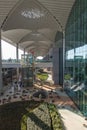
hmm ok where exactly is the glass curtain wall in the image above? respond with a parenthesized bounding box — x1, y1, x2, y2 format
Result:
(65, 0, 87, 116)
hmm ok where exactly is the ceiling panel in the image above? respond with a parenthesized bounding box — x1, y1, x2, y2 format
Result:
(0, 0, 75, 56)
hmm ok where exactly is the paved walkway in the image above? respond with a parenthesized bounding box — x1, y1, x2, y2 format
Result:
(47, 74, 52, 81)
(59, 109, 87, 130)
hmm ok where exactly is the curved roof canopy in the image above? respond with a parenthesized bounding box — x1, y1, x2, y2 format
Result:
(0, 0, 75, 56)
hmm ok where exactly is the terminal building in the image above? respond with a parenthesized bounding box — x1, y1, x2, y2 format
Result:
(0, 0, 87, 117)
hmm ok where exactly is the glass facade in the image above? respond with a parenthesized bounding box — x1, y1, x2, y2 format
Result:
(65, 0, 87, 116)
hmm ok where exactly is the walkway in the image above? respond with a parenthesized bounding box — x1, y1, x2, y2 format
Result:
(45, 72, 54, 85)
(47, 74, 52, 81)
(59, 109, 87, 130)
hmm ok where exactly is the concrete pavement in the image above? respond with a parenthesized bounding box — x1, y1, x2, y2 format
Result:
(59, 109, 87, 130)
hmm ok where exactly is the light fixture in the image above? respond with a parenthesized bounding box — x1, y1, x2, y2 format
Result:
(21, 9, 44, 19)
(31, 33, 40, 36)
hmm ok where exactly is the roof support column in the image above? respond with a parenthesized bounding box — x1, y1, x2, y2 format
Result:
(16, 43, 19, 62)
(63, 31, 65, 89)
(0, 30, 3, 93)
(24, 48, 25, 56)
(16, 43, 19, 80)
(24, 48, 25, 60)
(24, 48, 26, 64)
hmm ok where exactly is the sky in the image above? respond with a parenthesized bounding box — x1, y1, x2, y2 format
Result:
(67, 45, 87, 59)
(4, 39, 86, 60)
(1, 40, 23, 60)
(1, 40, 43, 60)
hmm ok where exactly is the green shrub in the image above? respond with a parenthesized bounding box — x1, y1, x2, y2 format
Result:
(64, 74, 71, 80)
(21, 103, 64, 130)
(37, 73, 48, 81)
(21, 103, 51, 130)
(48, 103, 64, 130)
(0, 101, 64, 130)
(0, 100, 42, 130)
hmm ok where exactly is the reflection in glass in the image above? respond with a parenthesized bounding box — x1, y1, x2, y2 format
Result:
(65, 0, 87, 116)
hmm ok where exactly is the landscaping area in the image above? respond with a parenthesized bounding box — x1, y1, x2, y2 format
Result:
(0, 100, 64, 130)
(36, 72, 48, 82)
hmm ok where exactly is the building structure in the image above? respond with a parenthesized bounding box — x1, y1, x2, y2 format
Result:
(0, 0, 87, 116)
(64, 0, 87, 116)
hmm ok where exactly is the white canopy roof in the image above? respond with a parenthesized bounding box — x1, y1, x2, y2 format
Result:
(0, 0, 75, 56)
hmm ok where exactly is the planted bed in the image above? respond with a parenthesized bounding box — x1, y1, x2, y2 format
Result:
(0, 100, 64, 130)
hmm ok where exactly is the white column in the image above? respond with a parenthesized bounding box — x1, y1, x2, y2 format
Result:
(24, 48, 25, 56)
(0, 31, 3, 92)
(63, 31, 65, 89)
